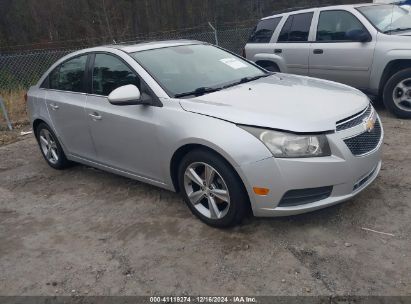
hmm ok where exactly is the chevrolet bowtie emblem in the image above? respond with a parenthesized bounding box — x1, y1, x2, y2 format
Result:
(364, 111, 376, 132)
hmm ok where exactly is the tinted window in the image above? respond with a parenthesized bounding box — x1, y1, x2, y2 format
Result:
(48, 68, 59, 90)
(49, 55, 88, 92)
(248, 17, 282, 43)
(278, 13, 313, 42)
(92, 54, 140, 96)
(278, 17, 293, 42)
(317, 10, 368, 41)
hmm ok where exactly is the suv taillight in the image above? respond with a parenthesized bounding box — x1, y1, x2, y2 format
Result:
(24, 93, 28, 102)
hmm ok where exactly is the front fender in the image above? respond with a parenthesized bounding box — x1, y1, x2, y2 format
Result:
(370, 48, 411, 93)
(157, 102, 273, 191)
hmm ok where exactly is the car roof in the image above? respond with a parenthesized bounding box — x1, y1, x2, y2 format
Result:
(261, 3, 387, 20)
(104, 40, 204, 53)
(45, 40, 207, 72)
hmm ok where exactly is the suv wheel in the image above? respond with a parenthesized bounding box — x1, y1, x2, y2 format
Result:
(257, 61, 279, 72)
(35, 123, 71, 169)
(178, 149, 249, 228)
(261, 64, 280, 73)
(383, 68, 411, 118)
(264, 64, 279, 72)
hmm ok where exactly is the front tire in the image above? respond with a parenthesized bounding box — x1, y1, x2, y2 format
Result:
(262, 63, 280, 72)
(35, 123, 71, 170)
(264, 65, 279, 72)
(178, 149, 249, 228)
(383, 68, 411, 118)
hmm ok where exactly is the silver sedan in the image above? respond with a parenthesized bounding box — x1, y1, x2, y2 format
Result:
(27, 41, 383, 227)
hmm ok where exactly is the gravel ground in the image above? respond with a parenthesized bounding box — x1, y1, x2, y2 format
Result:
(0, 107, 410, 296)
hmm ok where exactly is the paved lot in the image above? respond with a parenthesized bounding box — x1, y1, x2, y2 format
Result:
(0, 107, 410, 296)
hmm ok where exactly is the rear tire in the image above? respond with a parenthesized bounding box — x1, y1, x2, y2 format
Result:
(35, 123, 71, 170)
(178, 149, 249, 228)
(383, 68, 411, 118)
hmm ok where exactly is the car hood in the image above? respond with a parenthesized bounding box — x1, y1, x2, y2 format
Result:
(395, 30, 411, 36)
(178, 74, 368, 133)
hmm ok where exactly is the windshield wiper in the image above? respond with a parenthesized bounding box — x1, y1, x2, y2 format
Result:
(223, 73, 273, 89)
(174, 87, 222, 98)
(174, 73, 272, 98)
(384, 27, 411, 34)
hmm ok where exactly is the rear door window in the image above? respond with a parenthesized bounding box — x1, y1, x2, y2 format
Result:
(248, 17, 282, 43)
(278, 12, 314, 42)
(49, 55, 88, 93)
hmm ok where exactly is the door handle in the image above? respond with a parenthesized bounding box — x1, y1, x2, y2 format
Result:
(274, 49, 282, 54)
(89, 112, 102, 121)
(49, 103, 59, 110)
(313, 49, 324, 54)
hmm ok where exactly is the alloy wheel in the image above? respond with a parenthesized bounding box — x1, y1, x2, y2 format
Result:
(39, 129, 59, 165)
(183, 162, 230, 220)
(392, 78, 411, 112)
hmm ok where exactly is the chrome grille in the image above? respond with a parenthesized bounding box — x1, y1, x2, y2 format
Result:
(344, 120, 382, 156)
(337, 104, 372, 131)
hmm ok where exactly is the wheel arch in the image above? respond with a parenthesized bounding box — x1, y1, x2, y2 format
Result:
(32, 118, 48, 137)
(169, 143, 253, 216)
(255, 60, 280, 72)
(32, 118, 70, 155)
(379, 59, 411, 96)
(252, 53, 286, 72)
(170, 143, 247, 194)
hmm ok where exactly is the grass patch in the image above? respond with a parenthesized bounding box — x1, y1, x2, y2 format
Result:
(0, 88, 29, 126)
(0, 88, 30, 146)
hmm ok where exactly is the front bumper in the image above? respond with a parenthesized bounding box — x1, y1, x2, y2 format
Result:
(239, 117, 383, 217)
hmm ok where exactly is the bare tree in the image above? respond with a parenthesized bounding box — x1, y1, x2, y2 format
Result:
(0, 0, 369, 50)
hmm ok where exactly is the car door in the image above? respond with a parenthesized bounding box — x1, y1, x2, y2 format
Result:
(245, 16, 283, 64)
(309, 9, 376, 89)
(273, 12, 314, 75)
(85, 52, 163, 182)
(44, 54, 96, 159)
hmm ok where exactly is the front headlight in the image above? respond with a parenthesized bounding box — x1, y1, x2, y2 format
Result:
(240, 126, 331, 158)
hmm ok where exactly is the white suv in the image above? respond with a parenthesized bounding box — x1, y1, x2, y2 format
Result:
(245, 3, 411, 118)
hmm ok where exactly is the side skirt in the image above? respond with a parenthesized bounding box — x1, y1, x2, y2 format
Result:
(68, 154, 175, 192)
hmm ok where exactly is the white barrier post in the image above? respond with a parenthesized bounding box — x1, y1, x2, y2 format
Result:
(208, 22, 219, 46)
(0, 96, 13, 131)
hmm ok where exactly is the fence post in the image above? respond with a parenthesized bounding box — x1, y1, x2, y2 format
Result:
(0, 96, 13, 131)
(208, 22, 219, 46)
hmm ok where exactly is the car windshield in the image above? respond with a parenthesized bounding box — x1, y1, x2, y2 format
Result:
(131, 44, 267, 97)
(358, 4, 411, 33)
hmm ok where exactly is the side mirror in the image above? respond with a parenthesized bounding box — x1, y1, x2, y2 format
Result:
(347, 29, 371, 43)
(108, 85, 147, 106)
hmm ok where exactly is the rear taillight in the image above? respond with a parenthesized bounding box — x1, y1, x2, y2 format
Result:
(24, 93, 28, 102)
(241, 48, 246, 58)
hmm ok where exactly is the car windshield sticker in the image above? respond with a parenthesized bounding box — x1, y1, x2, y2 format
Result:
(220, 58, 248, 69)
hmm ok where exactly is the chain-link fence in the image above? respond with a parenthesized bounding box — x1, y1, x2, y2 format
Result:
(0, 26, 253, 91)
(0, 25, 253, 131)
